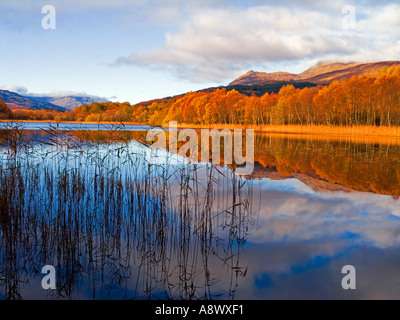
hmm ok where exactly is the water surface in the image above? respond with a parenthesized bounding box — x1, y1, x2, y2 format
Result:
(0, 122, 400, 299)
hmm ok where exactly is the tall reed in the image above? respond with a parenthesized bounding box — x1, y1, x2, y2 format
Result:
(0, 124, 257, 300)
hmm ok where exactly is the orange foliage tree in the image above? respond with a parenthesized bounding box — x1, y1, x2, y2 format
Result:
(10, 66, 400, 127)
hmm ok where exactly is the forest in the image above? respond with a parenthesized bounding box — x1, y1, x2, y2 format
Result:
(2, 65, 400, 127)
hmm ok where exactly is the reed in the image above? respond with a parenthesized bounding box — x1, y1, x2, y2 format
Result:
(0, 124, 257, 300)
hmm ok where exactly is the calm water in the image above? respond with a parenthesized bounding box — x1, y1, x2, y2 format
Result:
(1, 122, 400, 300)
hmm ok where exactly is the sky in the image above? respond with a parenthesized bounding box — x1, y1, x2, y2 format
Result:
(0, 0, 400, 104)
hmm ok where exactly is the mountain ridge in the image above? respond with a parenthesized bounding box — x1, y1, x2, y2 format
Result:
(229, 61, 400, 86)
(0, 90, 66, 111)
(0, 89, 110, 111)
(230, 70, 298, 85)
(31, 96, 111, 110)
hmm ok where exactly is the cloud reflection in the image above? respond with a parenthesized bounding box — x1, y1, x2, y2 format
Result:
(231, 178, 400, 299)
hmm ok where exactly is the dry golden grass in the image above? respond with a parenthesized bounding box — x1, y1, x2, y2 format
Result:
(3, 120, 400, 144)
(256, 132, 400, 146)
(176, 123, 400, 138)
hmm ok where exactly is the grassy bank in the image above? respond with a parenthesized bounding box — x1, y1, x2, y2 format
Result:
(175, 123, 400, 138)
(3, 119, 400, 138)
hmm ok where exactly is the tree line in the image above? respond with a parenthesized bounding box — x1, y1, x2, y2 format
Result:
(2, 65, 400, 127)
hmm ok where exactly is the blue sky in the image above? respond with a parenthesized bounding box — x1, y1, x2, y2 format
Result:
(1, 0, 399, 104)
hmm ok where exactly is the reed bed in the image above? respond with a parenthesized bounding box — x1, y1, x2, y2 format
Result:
(4, 120, 400, 138)
(0, 124, 257, 300)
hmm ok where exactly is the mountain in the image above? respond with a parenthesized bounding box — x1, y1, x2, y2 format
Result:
(136, 81, 318, 107)
(0, 90, 66, 111)
(229, 70, 299, 85)
(30, 96, 110, 111)
(298, 61, 400, 83)
(297, 61, 360, 79)
(229, 61, 400, 86)
(0, 89, 110, 111)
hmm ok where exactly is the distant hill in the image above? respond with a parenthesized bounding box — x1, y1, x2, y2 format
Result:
(229, 70, 298, 85)
(135, 60, 400, 109)
(229, 61, 400, 86)
(0, 90, 66, 111)
(225, 81, 318, 97)
(0, 89, 110, 111)
(298, 61, 400, 83)
(31, 96, 110, 110)
(297, 61, 360, 79)
(135, 81, 318, 107)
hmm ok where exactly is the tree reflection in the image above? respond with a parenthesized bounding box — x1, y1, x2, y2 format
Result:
(250, 133, 400, 196)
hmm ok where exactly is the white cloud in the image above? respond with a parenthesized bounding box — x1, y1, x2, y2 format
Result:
(115, 3, 400, 83)
(248, 180, 400, 249)
(2, 1, 399, 87)
(0, 84, 29, 95)
(0, 84, 110, 100)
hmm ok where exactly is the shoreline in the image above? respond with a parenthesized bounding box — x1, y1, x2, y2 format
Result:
(2, 120, 400, 138)
(175, 123, 400, 138)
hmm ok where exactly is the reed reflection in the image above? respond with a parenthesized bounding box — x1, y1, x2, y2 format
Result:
(0, 126, 256, 300)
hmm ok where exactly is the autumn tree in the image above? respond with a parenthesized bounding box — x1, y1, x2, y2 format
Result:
(276, 85, 296, 124)
(11, 66, 400, 127)
(0, 99, 12, 119)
